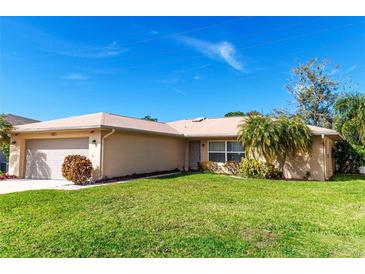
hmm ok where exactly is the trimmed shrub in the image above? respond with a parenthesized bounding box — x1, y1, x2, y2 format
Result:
(239, 158, 267, 178)
(223, 161, 240, 175)
(239, 158, 282, 179)
(199, 161, 220, 173)
(62, 155, 93, 185)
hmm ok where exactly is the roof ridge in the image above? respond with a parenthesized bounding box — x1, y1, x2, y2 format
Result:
(105, 112, 168, 125)
(168, 116, 246, 123)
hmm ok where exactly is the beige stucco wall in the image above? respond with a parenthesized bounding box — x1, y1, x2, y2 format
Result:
(283, 136, 335, 180)
(198, 136, 335, 181)
(9, 130, 102, 178)
(284, 136, 334, 181)
(283, 135, 323, 180)
(103, 131, 186, 178)
(9, 128, 335, 181)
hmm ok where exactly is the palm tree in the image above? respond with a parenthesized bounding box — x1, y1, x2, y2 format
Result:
(238, 115, 312, 171)
(335, 93, 365, 164)
(277, 116, 312, 169)
(335, 93, 365, 145)
(0, 115, 13, 161)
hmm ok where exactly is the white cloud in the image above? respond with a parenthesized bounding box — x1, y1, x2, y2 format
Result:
(4, 19, 128, 59)
(329, 65, 357, 75)
(150, 30, 159, 35)
(56, 41, 127, 58)
(64, 73, 89, 80)
(193, 74, 201, 80)
(157, 77, 179, 84)
(175, 35, 244, 72)
(344, 65, 357, 74)
(171, 86, 186, 96)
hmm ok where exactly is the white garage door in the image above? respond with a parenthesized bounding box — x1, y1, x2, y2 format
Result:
(25, 138, 89, 179)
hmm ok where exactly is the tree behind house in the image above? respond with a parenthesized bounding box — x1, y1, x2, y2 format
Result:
(286, 58, 338, 128)
(0, 116, 13, 161)
(141, 115, 158, 122)
(334, 92, 365, 164)
(224, 110, 261, 117)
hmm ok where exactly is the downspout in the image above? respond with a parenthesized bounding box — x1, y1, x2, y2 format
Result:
(322, 134, 327, 180)
(100, 129, 115, 178)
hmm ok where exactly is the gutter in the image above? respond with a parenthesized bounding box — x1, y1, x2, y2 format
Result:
(100, 129, 115, 178)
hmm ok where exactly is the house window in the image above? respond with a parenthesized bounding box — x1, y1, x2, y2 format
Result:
(208, 141, 226, 163)
(208, 141, 245, 163)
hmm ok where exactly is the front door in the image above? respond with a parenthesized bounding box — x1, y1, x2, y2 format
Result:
(189, 141, 201, 170)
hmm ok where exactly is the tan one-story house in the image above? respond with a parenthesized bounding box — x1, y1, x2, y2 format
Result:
(9, 112, 340, 181)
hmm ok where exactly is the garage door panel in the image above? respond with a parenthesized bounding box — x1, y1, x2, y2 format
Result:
(25, 138, 89, 179)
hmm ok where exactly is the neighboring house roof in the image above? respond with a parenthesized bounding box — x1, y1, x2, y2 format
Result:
(1, 114, 39, 164)
(13, 112, 340, 138)
(2, 114, 39, 125)
(13, 112, 183, 137)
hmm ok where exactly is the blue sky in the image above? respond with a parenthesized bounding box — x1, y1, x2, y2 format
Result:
(0, 16, 364, 122)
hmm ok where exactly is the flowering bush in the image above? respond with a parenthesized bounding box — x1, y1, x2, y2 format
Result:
(199, 161, 221, 173)
(62, 155, 93, 185)
(239, 158, 282, 179)
(0, 172, 17, 180)
(223, 161, 240, 175)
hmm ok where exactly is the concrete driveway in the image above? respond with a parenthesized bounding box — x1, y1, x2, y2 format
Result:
(0, 179, 82, 194)
(0, 172, 181, 195)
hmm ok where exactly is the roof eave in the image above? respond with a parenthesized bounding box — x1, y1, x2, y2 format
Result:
(11, 125, 184, 138)
(184, 134, 238, 138)
(11, 125, 103, 133)
(312, 133, 341, 140)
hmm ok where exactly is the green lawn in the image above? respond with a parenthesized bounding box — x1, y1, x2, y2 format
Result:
(1, 173, 365, 258)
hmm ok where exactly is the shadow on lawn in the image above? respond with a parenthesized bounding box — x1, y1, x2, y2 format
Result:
(331, 173, 365, 181)
(150, 171, 201, 180)
(155, 172, 365, 183)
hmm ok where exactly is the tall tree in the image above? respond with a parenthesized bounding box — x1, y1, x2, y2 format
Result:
(0, 115, 13, 161)
(238, 115, 312, 171)
(286, 58, 338, 128)
(141, 115, 158, 122)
